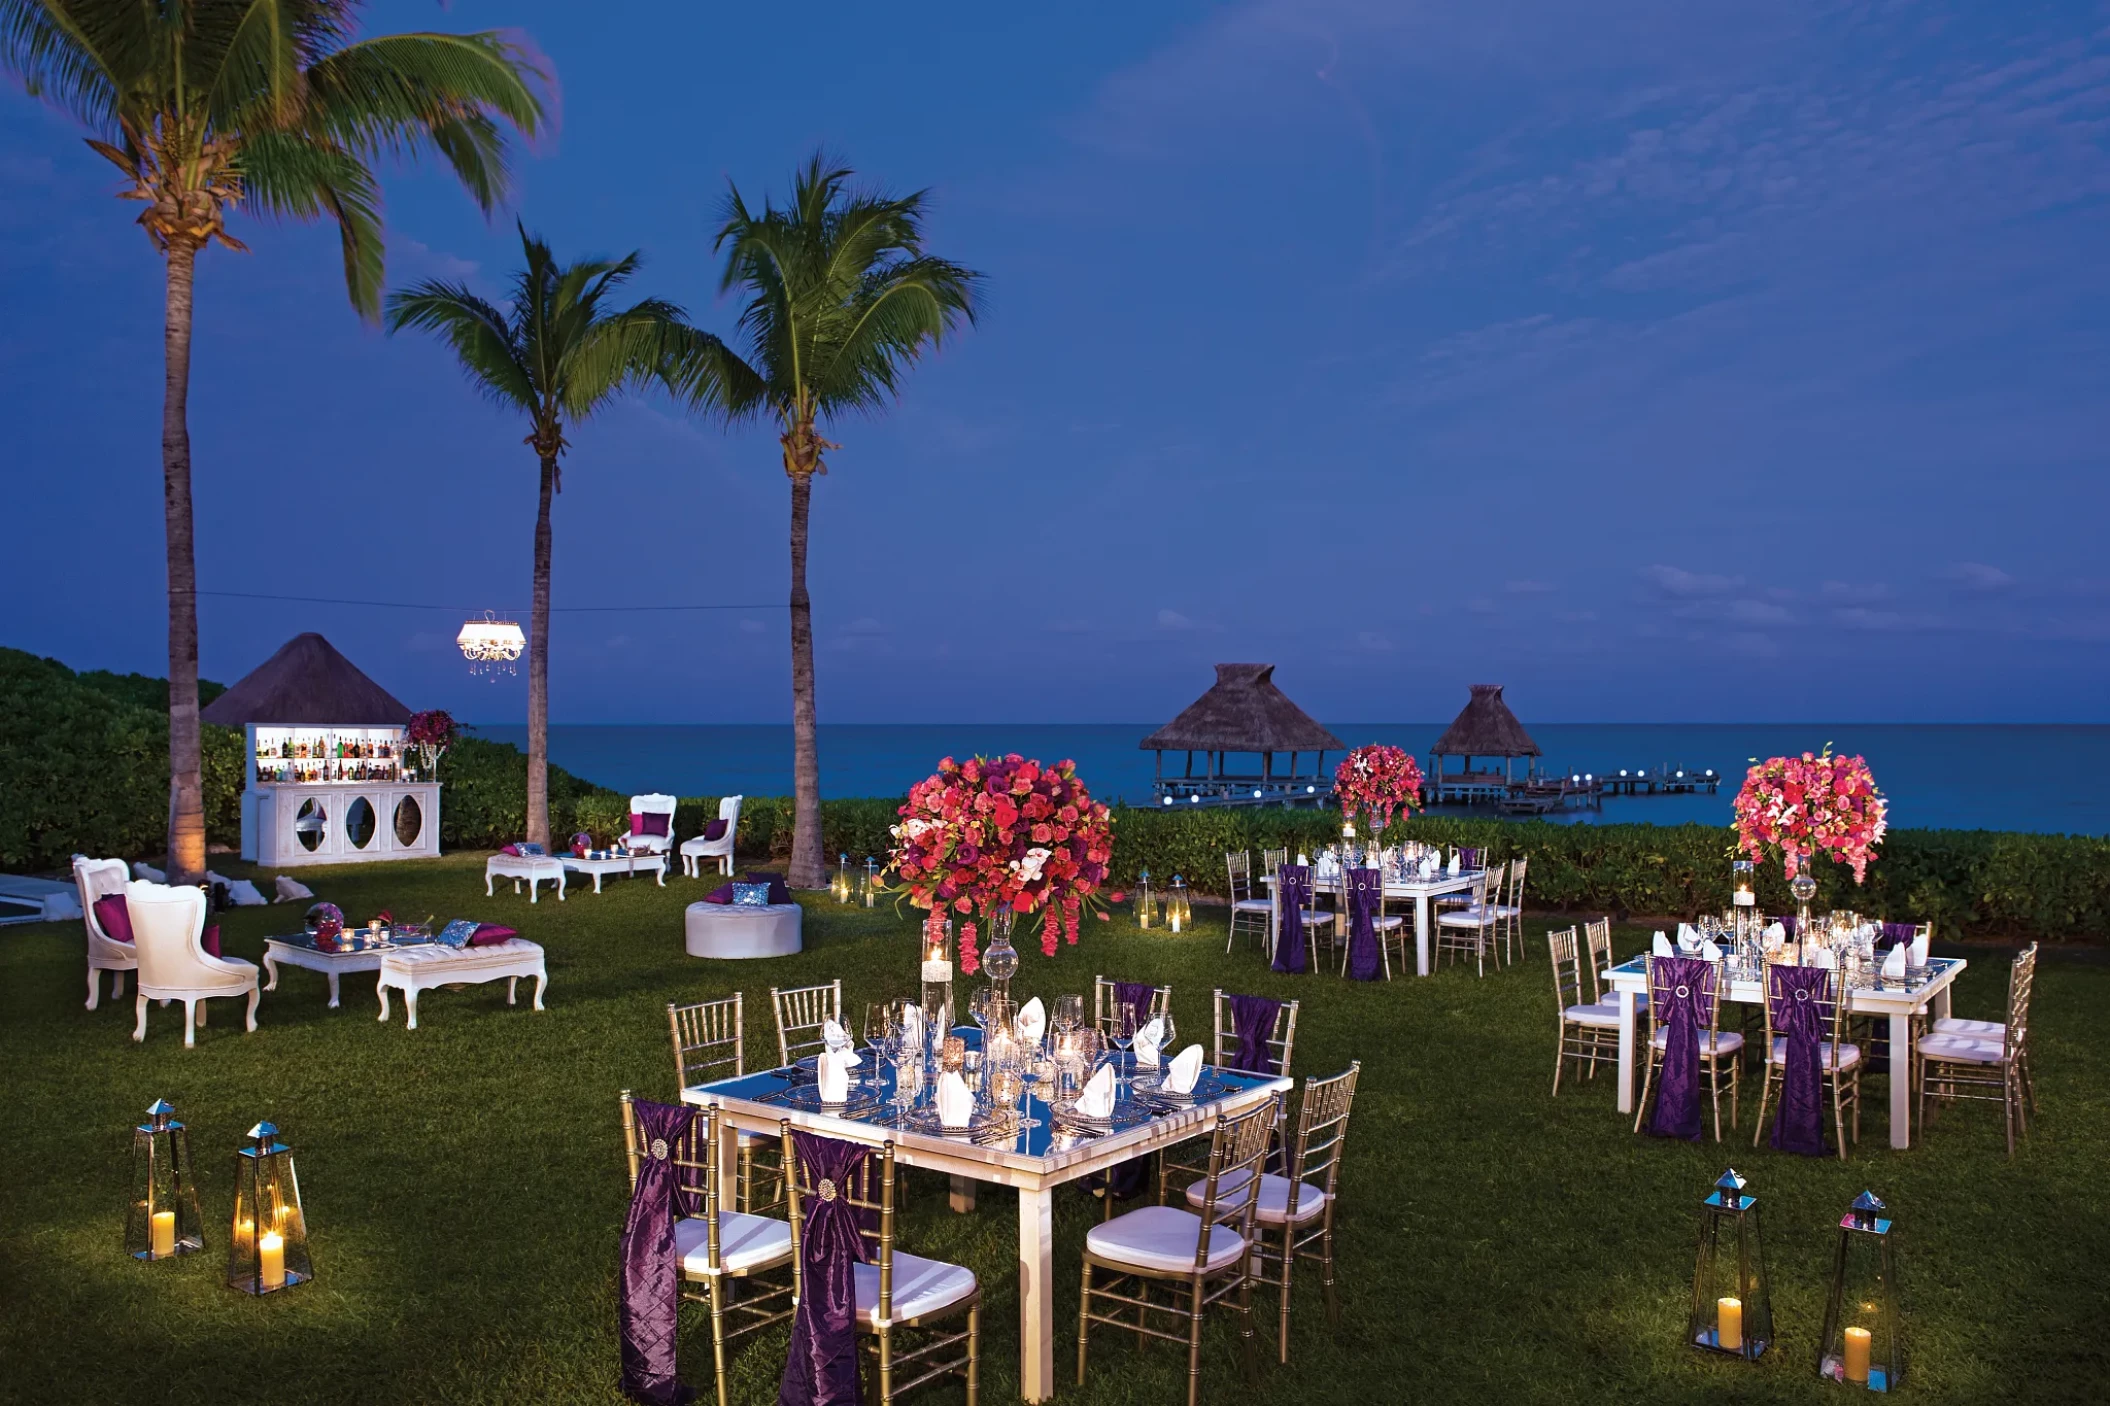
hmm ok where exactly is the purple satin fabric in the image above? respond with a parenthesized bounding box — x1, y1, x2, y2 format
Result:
(618, 1101, 699, 1405)
(1458, 847, 1480, 867)
(1345, 868, 1383, 980)
(1775, 914, 1799, 937)
(1226, 994, 1282, 1075)
(1113, 981, 1156, 1032)
(1768, 965, 1833, 1156)
(1877, 922, 1914, 949)
(779, 1133, 871, 1406)
(1647, 956, 1713, 1142)
(1272, 867, 1311, 974)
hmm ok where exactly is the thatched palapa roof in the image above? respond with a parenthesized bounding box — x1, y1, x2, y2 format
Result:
(199, 633, 411, 727)
(1430, 684, 1540, 758)
(1140, 664, 1343, 753)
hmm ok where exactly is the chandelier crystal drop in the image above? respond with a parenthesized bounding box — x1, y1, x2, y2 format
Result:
(456, 612, 525, 677)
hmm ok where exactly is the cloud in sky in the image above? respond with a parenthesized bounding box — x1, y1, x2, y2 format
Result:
(1946, 562, 2015, 593)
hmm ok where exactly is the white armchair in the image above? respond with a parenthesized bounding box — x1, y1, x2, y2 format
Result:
(618, 792, 679, 856)
(128, 880, 259, 1048)
(679, 795, 743, 879)
(74, 856, 137, 1010)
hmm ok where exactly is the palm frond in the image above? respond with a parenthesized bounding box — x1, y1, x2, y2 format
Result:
(0, 0, 121, 130)
(239, 127, 390, 316)
(384, 278, 536, 411)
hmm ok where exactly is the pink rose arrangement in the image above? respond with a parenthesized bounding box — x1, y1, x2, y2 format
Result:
(1333, 744, 1424, 831)
(889, 755, 1115, 974)
(406, 709, 458, 776)
(1732, 747, 1888, 883)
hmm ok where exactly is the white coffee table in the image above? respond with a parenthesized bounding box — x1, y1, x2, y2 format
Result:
(486, 853, 567, 902)
(377, 939, 547, 1029)
(262, 937, 388, 1010)
(562, 851, 667, 892)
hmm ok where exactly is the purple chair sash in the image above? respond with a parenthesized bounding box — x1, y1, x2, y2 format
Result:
(1768, 965, 1833, 1156)
(1345, 868, 1383, 981)
(1646, 956, 1713, 1142)
(779, 1133, 871, 1406)
(1458, 847, 1481, 868)
(1272, 867, 1311, 974)
(1877, 921, 1914, 950)
(1226, 994, 1282, 1075)
(618, 1101, 699, 1405)
(1112, 981, 1156, 1032)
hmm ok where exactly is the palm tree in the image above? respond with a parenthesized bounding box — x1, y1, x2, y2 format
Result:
(1, 1, 545, 883)
(678, 154, 982, 889)
(388, 226, 720, 849)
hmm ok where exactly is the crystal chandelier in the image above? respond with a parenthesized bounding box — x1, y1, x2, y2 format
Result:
(456, 612, 525, 677)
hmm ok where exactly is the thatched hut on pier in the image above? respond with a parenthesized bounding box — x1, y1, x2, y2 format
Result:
(1428, 684, 1542, 801)
(1141, 664, 1343, 807)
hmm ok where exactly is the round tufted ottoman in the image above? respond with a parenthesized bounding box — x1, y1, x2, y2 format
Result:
(684, 901, 803, 959)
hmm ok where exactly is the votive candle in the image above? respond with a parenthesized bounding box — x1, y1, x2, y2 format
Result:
(1843, 1325, 1872, 1384)
(1717, 1296, 1743, 1352)
(258, 1231, 286, 1291)
(150, 1209, 175, 1258)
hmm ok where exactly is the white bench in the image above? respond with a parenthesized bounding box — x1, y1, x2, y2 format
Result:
(485, 853, 567, 902)
(684, 901, 803, 959)
(377, 940, 547, 1029)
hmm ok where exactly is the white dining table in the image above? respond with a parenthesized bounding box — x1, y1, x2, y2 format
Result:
(1600, 953, 1967, 1149)
(1263, 869, 1482, 975)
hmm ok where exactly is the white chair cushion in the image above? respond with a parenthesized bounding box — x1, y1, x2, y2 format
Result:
(1563, 1003, 1622, 1028)
(1649, 1028, 1744, 1055)
(854, 1250, 977, 1325)
(1372, 915, 1406, 931)
(1931, 1016, 2004, 1039)
(1437, 909, 1498, 926)
(1231, 898, 1272, 913)
(1767, 1037, 1862, 1070)
(1086, 1205, 1248, 1275)
(1182, 1169, 1327, 1225)
(1918, 1030, 2006, 1064)
(1491, 905, 1521, 918)
(673, 1211, 792, 1276)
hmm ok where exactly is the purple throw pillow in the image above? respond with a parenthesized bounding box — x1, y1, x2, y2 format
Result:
(633, 811, 670, 838)
(744, 871, 793, 905)
(202, 925, 221, 959)
(469, 923, 518, 947)
(94, 893, 133, 943)
(703, 818, 728, 842)
(702, 882, 735, 905)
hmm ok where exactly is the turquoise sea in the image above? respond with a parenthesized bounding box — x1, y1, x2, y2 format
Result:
(467, 723, 2110, 837)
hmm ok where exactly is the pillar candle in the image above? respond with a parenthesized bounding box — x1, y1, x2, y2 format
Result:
(150, 1209, 175, 1257)
(1717, 1296, 1743, 1352)
(1843, 1326, 1872, 1384)
(1169, 911, 1183, 934)
(258, 1231, 286, 1291)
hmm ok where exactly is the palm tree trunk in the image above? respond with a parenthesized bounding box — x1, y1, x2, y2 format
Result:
(787, 471, 823, 889)
(526, 452, 555, 849)
(162, 239, 207, 885)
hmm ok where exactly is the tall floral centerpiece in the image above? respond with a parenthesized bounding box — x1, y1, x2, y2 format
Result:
(406, 710, 459, 781)
(1334, 744, 1425, 846)
(1731, 748, 1887, 924)
(889, 755, 1115, 982)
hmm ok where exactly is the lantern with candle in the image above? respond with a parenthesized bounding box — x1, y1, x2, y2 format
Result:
(1817, 1191, 1905, 1391)
(920, 913, 956, 1033)
(226, 1121, 313, 1294)
(863, 857, 880, 907)
(1686, 1168, 1773, 1361)
(1135, 871, 1156, 930)
(1732, 858, 1756, 910)
(832, 853, 854, 903)
(1166, 875, 1192, 934)
(126, 1099, 204, 1262)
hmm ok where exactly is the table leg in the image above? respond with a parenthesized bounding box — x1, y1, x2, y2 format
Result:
(1415, 895, 1432, 977)
(325, 971, 340, 1010)
(1888, 1011, 1913, 1149)
(949, 1176, 977, 1213)
(654, 861, 665, 887)
(1019, 1186, 1055, 1403)
(263, 953, 280, 992)
(594, 872, 605, 894)
(1616, 988, 1637, 1115)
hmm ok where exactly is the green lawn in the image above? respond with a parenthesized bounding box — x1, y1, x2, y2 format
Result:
(1, 852, 2102, 1405)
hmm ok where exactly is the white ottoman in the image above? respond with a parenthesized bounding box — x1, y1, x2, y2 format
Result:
(684, 902, 803, 959)
(377, 940, 548, 1029)
(485, 853, 566, 902)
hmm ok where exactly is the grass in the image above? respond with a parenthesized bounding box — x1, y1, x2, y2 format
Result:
(1, 851, 2104, 1405)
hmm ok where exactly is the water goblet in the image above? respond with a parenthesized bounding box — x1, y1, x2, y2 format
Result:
(1110, 1010, 1137, 1100)
(1054, 994, 1084, 1039)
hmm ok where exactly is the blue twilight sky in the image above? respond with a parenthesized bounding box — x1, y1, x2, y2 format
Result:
(3, 0, 2107, 727)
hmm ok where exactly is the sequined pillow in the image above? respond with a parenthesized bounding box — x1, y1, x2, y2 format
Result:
(732, 882, 771, 907)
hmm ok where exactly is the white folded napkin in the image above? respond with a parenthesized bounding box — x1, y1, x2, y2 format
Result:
(1677, 922, 1699, 946)
(1762, 921, 1786, 949)
(1652, 932, 1676, 958)
(936, 1071, 974, 1128)
(1296, 853, 1310, 868)
(1811, 946, 1837, 970)
(1133, 1017, 1165, 1068)
(1909, 931, 1930, 966)
(1076, 1062, 1116, 1118)
(1163, 1044, 1205, 1095)
(821, 1019, 861, 1066)
(1448, 852, 1462, 876)
(1016, 997, 1046, 1046)
(1699, 939, 1723, 963)
(902, 1006, 924, 1050)
(1881, 944, 1908, 979)
(817, 1049, 853, 1103)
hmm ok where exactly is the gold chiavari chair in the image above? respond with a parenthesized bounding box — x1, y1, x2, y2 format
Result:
(1077, 1095, 1275, 1406)
(1750, 964, 1863, 1159)
(1491, 855, 1529, 964)
(1224, 851, 1272, 954)
(619, 1093, 794, 1406)
(778, 1124, 980, 1404)
(1182, 1063, 1359, 1364)
(1260, 848, 1288, 880)
(1434, 863, 1504, 976)
(1633, 954, 1743, 1141)
(1157, 993, 1301, 1201)
(1093, 976, 1171, 1040)
(1433, 846, 1481, 917)
(1582, 917, 1645, 1023)
(668, 993, 781, 1213)
(1918, 943, 2037, 1157)
(1929, 940, 2037, 1114)
(771, 980, 844, 1066)
(1547, 927, 1619, 1095)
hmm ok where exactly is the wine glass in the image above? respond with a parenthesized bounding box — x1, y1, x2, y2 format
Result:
(1109, 1009, 1137, 1100)
(1054, 994, 1084, 1040)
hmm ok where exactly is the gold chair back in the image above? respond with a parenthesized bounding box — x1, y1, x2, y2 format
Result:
(1546, 927, 1587, 1014)
(1583, 919, 1614, 1002)
(1284, 1063, 1360, 1221)
(1225, 850, 1254, 905)
(771, 980, 843, 1066)
(1209, 989, 1299, 1078)
(669, 993, 744, 1092)
(1188, 1097, 1277, 1263)
(1093, 975, 1171, 1038)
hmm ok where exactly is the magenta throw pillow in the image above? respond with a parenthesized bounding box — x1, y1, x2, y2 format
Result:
(744, 871, 793, 905)
(202, 925, 221, 959)
(633, 811, 670, 837)
(703, 818, 728, 842)
(469, 923, 518, 947)
(702, 882, 735, 905)
(94, 893, 133, 943)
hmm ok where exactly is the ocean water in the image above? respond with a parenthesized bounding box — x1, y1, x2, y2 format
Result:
(466, 723, 2110, 837)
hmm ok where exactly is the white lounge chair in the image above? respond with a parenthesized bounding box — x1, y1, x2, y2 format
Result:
(680, 795, 743, 878)
(73, 856, 137, 1009)
(128, 880, 260, 1048)
(617, 792, 679, 857)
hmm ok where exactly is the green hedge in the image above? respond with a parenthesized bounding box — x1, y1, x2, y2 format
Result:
(437, 736, 609, 850)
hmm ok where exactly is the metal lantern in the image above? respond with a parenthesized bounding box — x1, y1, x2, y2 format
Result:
(1817, 1192, 1905, 1391)
(227, 1121, 314, 1295)
(126, 1099, 204, 1262)
(833, 853, 854, 903)
(1166, 875, 1193, 934)
(1686, 1169, 1773, 1361)
(1135, 871, 1156, 929)
(863, 856, 880, 908)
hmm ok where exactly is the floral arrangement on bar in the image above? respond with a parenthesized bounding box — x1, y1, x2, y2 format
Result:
(889, 754, 1115, 974)
(1732, 746, 1888, 883)
(1333, 744, 1425, 832)
(406, 709, 458, 778)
